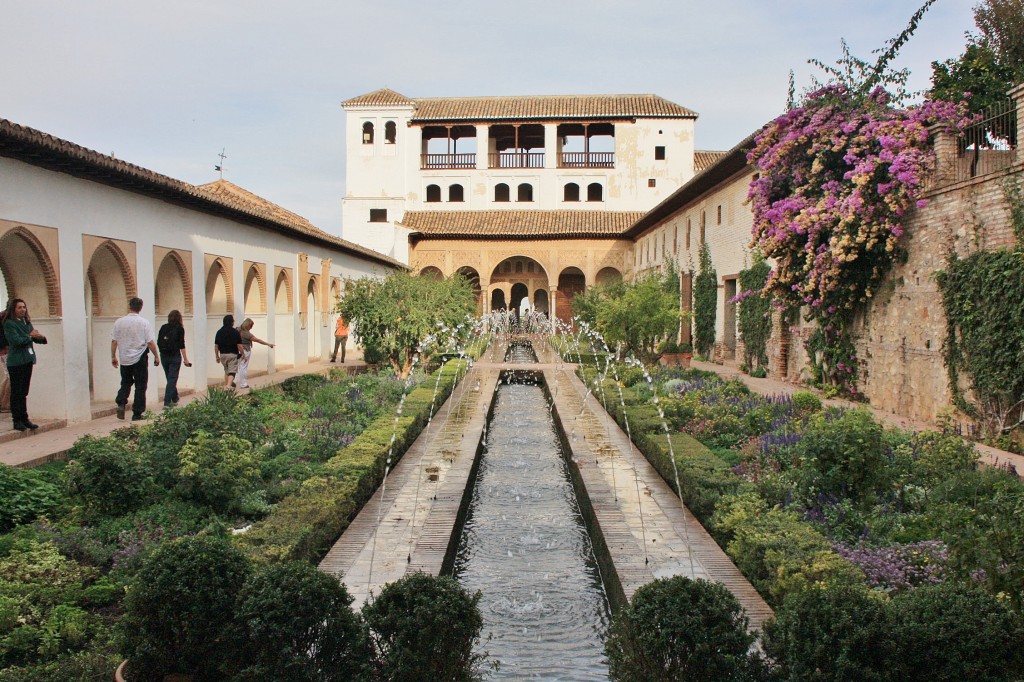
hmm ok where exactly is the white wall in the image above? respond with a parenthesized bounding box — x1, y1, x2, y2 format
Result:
(0, 156, 394, 422)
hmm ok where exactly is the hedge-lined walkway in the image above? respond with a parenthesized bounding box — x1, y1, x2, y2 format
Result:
(691, 359, 1024, 477)
(320, 364, 497, 606)
(0, 359, 362, 469)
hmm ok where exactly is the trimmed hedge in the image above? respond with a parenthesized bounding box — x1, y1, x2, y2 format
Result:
(236, 359, 470, 563)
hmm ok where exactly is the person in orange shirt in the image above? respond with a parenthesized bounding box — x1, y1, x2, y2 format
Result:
(330, 316, 349, 363)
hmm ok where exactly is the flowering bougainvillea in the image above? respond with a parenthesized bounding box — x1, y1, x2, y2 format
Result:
(747, 85, 970, 392)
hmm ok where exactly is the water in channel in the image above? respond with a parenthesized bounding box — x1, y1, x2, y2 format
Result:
(454, 371, 611, 680)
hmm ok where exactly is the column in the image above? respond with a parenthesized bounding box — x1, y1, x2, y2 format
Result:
(544, 123, 558, 169)
(476, 125, 489, 170)
(1011, 83, 1024, 164)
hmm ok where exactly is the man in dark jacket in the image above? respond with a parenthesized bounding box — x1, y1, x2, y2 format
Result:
(214, 314, 244, 390)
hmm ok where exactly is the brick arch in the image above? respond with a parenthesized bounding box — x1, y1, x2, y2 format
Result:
(205, 257, 234, 314)
(88, 240, 137, 316)
(244, 262, 267, 313)
(155, 250, 193, 315)
(0, 226, 61, 317)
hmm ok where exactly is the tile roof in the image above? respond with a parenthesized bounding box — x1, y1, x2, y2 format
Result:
(344, 89, 697, 121)
(0, 118, 403, 269)
(694, 150, 729, 172)
(341, 88, 415, 107)
(401, 210, 644, 238)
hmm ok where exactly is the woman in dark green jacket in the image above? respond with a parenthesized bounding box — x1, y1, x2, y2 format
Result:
(3, 298, 46, 431)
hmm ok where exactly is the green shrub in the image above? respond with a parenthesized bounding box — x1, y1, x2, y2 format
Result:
(62, 435, 152, 517)
(789, 408, 888, 508)
(232, 561, 368, 682)
(763, 583, 894, 682)
(0, 648, 120, 682)
(362, 573, 485, 682)
(711, 493, 863, 606)
(0, 465, 62, 532)
(280, 373, 330, 401)
(138, 390, 263, 487)
(790, 391, 822, 414)
(605, 576, 755, 681)
(175, 432, 261, 514)
(889, 581, 1024, 681)
(117, 536, 251, 682)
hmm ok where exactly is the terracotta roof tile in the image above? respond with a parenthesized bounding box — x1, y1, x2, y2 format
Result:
(401, 210, 644, 238)
(694, 150, 729, 172)
(0, 118, 403, 269)
(410, 94, 697, 122)
(342, 88, 415, 107)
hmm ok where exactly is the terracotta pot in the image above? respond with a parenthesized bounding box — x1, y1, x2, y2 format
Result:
(658, 352, 692, 368)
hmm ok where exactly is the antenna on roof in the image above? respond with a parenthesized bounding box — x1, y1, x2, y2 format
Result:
(214, 148, 227, 179)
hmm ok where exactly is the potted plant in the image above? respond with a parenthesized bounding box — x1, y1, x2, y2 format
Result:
(658, 340, 693, 368)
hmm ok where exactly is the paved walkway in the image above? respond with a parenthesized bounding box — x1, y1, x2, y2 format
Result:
(691, 359, 1024, 476)
(0, 357, 366, 468)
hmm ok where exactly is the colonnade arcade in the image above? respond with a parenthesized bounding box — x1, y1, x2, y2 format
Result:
(417, 255, 623, 325)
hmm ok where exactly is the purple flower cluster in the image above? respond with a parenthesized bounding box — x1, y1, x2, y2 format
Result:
(833, 540, 950, 593)
(112, 517, 190, 571)
(746, 86, 972, 394)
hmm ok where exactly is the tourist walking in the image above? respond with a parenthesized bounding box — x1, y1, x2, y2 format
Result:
(214, 314, 244, 390)
(111, 297, 159, 421)
(156, 309, 191, 408)
(4, 298, 47, 431)
(236, 318, 274, 389)
(330, 315, 349, 363)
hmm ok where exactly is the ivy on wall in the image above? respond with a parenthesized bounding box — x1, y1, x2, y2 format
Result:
(735, 251, 773, 374)
(937, 177, 1024, 443)
(693, 240, 717, 359)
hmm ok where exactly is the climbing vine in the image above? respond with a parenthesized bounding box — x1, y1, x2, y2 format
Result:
(937, 178, 1024, 444)
(735, 251, 773, 375)
(693, 240, 717, 359)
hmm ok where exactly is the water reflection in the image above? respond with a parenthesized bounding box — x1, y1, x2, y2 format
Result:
(455, 378, 610, 680)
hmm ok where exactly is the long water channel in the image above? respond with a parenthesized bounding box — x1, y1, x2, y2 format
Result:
(454, 343, 611, 680)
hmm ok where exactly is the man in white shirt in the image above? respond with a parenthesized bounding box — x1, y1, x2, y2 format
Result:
(111, 297, 159, 421)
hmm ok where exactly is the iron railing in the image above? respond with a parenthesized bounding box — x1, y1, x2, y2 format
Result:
(951, 99, 1017, 184)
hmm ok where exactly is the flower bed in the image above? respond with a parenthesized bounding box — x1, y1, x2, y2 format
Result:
(0, 357, 476, 680)
(577, 360, 1024, 677)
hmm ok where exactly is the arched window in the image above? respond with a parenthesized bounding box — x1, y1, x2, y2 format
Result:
(563, 183, 580, 202)
(385, 121, 397, 144)
(517, 183, 533, 202)
(426, 184, 441, 202)
(362, 121, 374, 144)
(515, 261, 523, 273)
(449, 184, 464, 202)
(587, 182, 603, 202)
(494, 183, 510, 202)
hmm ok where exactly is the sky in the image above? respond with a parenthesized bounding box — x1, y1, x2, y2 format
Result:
(2, 0, 976, 235)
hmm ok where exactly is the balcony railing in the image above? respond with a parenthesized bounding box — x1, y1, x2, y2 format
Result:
(559, 152, 615, 168)
(489, 152, 545, 169)
(421, 153, 476, 170)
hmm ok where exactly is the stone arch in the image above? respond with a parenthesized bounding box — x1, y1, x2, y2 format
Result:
(456, 266, 482, 313)
(556, 267, 586, 325)
(419, 266, 444, 280)
(534, 288, 549, 314)
(0, 227, 60, 317)
(275, 269, 293, 313)
(511, 282, 529, 314)
(330, 278, 342, 308)
(596, 266, 622, 286)
(306, 276, 320, 359)
(490, 289, 506, 311)
(243, 262, 267, 314)
(88, 240, 136, 316)
(205, 257, 233, 314)
(155, 250, 192, 315)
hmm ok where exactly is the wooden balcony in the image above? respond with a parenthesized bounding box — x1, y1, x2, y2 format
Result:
(559, 152, 615, 168)
(489, 152, 545, 169)
(421, 153, 476, 170)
